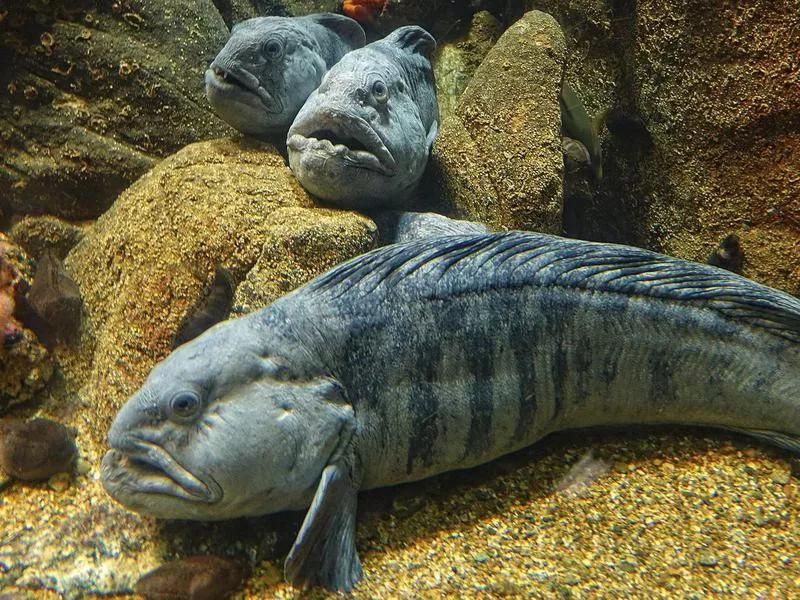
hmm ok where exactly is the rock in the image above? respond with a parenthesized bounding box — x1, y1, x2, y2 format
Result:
(429, 10, 566, 234)
(9, 215, 88, 261)
(135, 555, 249, 600)
(1, 1, 234, 221)
(540, 0, 800, 293)
(234, 207, 377, 314)
(0, 236, 54, 414)
(433, 11, 503, 123)
(0, 417, 77, 481)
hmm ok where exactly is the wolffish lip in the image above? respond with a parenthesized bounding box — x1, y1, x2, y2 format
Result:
(101, 435, 220, 503)
(206, 63, 279, 113)
(288, 110, 397, 175)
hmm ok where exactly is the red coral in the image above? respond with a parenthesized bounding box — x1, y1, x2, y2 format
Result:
(342, 0, 389, 27)
(0, 246, 23, 343)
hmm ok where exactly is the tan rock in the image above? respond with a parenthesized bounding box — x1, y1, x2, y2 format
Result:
(235, 207, 377, 314)
(430, 10, 566, 234)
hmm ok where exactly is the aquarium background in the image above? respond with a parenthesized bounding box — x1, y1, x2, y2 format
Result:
(1, 0, 798, 597)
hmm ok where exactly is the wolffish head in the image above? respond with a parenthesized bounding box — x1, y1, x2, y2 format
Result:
(205, 14, 365, 138)
(287, 26, 439, 209)
(101, 312, 355, 520)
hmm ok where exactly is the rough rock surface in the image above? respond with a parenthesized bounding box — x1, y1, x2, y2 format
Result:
(433, 11, 503, 123)
(429, 10, 565, 234)
(10, 215, 88, 260)
(527, 0, 800, 293)
(0, 234, 54, 414)
(235, 207, 377, 314)
(1, 1, 233, 220)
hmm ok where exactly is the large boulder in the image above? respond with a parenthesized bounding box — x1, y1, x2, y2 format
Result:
(1, 1, 234, 220)
(429, 10, 566, 234)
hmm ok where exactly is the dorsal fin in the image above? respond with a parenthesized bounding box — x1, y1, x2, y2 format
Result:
(303, 232, 800, 343)
(385, 25, 436, 58)
(306, 13, 366, 50)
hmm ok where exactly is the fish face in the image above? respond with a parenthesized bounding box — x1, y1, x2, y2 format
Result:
(101, 314, 353, 520)
(287, 26, 438, 209)
(205, 18, 330, 137)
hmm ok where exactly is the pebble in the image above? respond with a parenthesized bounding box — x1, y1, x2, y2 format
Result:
(47, 471, 71, 492)
(698, 553, 719, 567)
(135, 555, 249, 600)
(0, 417, 77, 481)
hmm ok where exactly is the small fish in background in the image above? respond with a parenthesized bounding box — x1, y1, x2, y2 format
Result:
(22, 250, 82, 347)
(172, 266, 236, 349)
(606, 106, 653, 152)
(560, 81, 607, 182)
(0, 417, 77, 481)
(707, 234, 745, 274)
(554, 449, 610, 498)
(342, 0, 389, 28)
(135, 555, 249, 600)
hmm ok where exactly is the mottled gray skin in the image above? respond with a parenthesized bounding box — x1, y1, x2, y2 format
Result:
(205, 14, 365, 138)
(101, 232, 800, 592)
(287, 26, 439, 208)
(371, 211, 489, 244)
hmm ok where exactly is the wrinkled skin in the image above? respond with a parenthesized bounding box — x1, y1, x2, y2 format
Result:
(101, 313, 355, 520)
(205, 14, 365, 138)
(287, 26, 439, 209)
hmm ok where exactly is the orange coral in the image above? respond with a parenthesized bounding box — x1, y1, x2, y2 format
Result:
(342, 0, 388, 27)
(0, 246, 22, 342)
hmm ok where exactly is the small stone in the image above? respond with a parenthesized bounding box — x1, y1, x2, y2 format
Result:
(0, 418, 77, 481)
(743, 463, 759, 475)
(770, 469, 791, 485)
(47, 472, 71, 492)
(75, 458, 91, 476)
(564, 572, 582, 585)
(474, 552, 489, 564)
(698, 553, 719, 567)
(135, 555, 249, 600)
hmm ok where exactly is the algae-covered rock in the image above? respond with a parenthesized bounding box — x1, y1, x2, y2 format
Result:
(10, 215, 88, 261)
(1, 1, 233, 220)
(235, 207, 377, 314)
(0, 235, 54, 414)
(434, 11, 503, 123)
(430, 10, 566, 234)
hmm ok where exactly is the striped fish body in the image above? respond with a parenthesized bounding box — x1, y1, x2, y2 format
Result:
(276, 231, 800, 489)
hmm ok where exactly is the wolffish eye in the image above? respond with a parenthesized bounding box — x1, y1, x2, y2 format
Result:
(263, 39, 284, 60)
(372, 79, 389, 103)
(169, 391, 201, 421)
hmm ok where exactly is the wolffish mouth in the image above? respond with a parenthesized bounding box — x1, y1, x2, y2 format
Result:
(206, 64, 277, 112)
(288, 114, 397, 175)
(101, 437, 220, 503)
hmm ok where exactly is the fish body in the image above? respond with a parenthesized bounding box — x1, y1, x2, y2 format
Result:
(371, 211, 489, 244)
(205, 14, 365, 138)
(287, 26, 439, 209)
(102, 232, 800, 591)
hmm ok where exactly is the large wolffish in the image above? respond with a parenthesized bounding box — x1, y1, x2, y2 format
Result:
(101, 232, 800, 591)
(287, 26, 439, 208)
(205, 14, 365, 138)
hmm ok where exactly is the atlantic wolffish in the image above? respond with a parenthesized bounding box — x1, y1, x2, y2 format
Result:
(101, 232, 800, 591)
(205, 14, 365, 138)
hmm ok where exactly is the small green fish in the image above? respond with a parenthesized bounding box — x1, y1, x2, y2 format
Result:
(560, 81, 605, 181)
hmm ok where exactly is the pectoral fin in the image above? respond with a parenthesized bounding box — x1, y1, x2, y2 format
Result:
(426, 119, 439, 153)
(284, 461, 362, 591)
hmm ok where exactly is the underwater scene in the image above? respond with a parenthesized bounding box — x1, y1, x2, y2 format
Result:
(1, 0, 799, 598)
